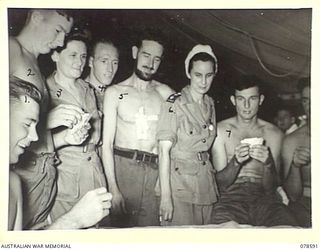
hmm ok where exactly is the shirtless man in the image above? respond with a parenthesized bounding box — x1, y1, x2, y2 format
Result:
(102, 29, 174, 227)
(9, 9, 111, 229)
(9, 77, 112, 230)
(211, 75, 298, 226)
(282, 78, 311, 227)
(85, 39, 119, 111)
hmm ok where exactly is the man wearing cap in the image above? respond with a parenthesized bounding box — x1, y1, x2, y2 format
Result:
(211, 75, 298, 227)
(102, 29, 174, 227)
(156, 44, 219, 225)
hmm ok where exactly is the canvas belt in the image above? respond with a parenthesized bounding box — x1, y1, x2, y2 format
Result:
(114, 147, 158, 165)
(235, 176, 262, 184)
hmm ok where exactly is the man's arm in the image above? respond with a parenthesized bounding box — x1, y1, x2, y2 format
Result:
(47, 188, 112, 230)
(158, 140, 173, 222)
(212, 124, 248, 190)
(249, 129, 282, 193)
(282, 136, 310, 201)
(156, 83, 175, 101)
(101, 87, 126, 214)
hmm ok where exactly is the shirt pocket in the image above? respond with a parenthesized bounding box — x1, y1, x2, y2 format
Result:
(181, 118, 201, 137)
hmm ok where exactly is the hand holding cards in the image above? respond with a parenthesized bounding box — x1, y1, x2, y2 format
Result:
(240, 137, 264, 147)
(65, 113, 92, 145)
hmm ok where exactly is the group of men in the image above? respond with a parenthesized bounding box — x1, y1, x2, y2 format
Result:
(8, 9, 311, 230)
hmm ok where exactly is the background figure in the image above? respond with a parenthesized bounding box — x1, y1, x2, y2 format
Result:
(157, 45, 219, 226)
(102, 28, 174, 227)
(85, 39, 119, 112)
(282, 78, 311, 227)
(211, 75, 298, 227)
(46, 32, 107, 221)
(274, 105, 298, 135)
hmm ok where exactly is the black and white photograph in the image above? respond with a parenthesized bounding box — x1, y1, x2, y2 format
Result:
(1, 1, 319, 248)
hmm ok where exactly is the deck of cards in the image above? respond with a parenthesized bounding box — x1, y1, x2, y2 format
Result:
(70, 113, 92, 136)
(240, 137, 264, 147)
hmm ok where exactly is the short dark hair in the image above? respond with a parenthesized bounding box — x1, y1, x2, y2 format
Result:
(276, 104, 296, 117)
(26, 9, 73, 24)
(10, 76, 42, 105)
(134, 27, 167, 50)
(188, 52, 217, 74)
(232, 75, 263, 94)
(54, 29, 89, 53)
(297, 77, 310, 93)
(89, 38, 118, 58)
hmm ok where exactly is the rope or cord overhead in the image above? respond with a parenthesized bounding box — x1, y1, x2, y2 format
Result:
(207, 12, 297, 77)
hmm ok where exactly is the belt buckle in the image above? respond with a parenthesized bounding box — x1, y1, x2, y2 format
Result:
(83, 145, 88, 153)
(142, 153, 151, 163)
(134, 150, 140, 162)
(197, 152, 202, 161)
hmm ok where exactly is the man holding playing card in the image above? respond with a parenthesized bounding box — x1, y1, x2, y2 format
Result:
(211, 75, 298, 227)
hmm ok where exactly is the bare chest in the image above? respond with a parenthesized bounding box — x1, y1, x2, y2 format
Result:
(117, 89, 163, 123)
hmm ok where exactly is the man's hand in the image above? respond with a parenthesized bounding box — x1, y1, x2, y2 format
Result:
(64, 121, 91, 145)
(159, 197, 173, 223)
(292, 146, 310, 168)
(49, 187, 112, 229)
(110, 190, 127, 215)
(235, 143, 250, 164)
(68, 187, 112, 228)
(47, 104, 84, 129)
(249, 144, 270, 164)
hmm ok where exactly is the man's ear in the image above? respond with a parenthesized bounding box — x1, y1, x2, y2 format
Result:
(31, 10, 44, 25)
(89, 56, 94, 68)
(259, 94, 265, 105)
(51, 51, 59, 63)
(230, 95, 236, 106)
(132, 46, 138, 59)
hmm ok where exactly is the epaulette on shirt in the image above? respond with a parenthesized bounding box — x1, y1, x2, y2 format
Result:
(166, 93, 181, 103)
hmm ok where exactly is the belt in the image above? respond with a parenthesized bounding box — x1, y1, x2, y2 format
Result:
(235, 176, 262, 184)
(60, 143, 97, 153)
(114, 147, 158, 165)
(197, 151, 209, 162)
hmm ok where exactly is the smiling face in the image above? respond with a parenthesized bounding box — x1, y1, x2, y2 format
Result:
(189, 60, 215, 96)
(10, 97, 39, 164)
(133, 40, 163, 81)
(35, 11, 73, 54)
(89, 42, 119, 86)
(53, 40, 87, 79)
(231, 86, 264, 121)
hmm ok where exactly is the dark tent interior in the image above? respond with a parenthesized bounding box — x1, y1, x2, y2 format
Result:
(8, 8, 312, 122)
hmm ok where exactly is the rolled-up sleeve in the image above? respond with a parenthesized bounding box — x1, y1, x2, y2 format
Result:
(156, 101, 178, 146)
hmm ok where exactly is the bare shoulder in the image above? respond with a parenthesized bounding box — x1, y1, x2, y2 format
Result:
(9, 171, 22, 194)
(260, 119, 282, 137)
(283, 125, 308, 145)
(9, 37, 22, 54)
(106, 79, 131, 94)
(217, 117, 237, 130)
(153, 80, 175, 100)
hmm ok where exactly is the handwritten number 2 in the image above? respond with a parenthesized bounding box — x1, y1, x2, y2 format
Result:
(27, 69, 35, 76)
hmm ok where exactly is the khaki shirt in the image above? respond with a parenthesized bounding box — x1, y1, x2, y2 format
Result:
(157, 85, 218, 205)
(46, 73, 102, 148)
